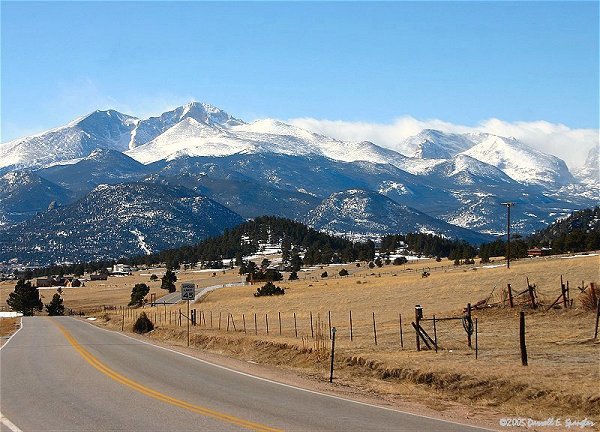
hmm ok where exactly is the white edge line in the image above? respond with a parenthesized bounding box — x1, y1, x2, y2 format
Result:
(77, 317, 496, 432)
(1, 317, 24, 432)
(0, 413, 23, 432)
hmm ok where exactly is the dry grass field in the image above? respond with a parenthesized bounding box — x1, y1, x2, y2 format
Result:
(0, 317, 19, 340)
(2, 254, 599, 426)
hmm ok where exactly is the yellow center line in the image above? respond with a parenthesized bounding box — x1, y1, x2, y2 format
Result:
(52, 320, 282, 432)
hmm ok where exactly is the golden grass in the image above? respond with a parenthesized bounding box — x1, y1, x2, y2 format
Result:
(0, 317, 19, 341)
(90, 254, 599, 423)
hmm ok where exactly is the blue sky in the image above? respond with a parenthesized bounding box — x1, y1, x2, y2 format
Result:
(1, 1, 598, 144)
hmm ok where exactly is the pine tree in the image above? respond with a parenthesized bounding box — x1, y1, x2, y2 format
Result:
(7, 279, 43, 316)
(161, 270, 177, 293)
(45, 293, 65, 316)
(129, 283, 150, 307)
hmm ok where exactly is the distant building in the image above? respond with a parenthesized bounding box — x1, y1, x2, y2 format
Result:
(527, 247, 551, 257)
(111, 264, 132, 275)
(36, 277, 53, 288)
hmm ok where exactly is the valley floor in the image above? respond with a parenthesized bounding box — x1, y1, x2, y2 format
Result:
(2, 254, 599, 430)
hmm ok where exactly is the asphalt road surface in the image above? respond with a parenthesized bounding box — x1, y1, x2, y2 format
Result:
(1, 317, 491, 431)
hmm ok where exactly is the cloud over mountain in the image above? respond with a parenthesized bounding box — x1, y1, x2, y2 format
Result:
(287, 116, 598, 170)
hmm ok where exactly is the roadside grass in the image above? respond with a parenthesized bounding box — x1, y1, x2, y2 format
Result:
(90, 254, 599, 423)
(0, 317, 19, 342)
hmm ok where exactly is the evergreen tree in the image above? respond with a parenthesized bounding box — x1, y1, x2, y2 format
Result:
(161, 270, 177, 293)
(45, 293, 65, 316)
(129, 283, 150, 307)
(288, 271, 299, 281)
(7, 279, 43, 316)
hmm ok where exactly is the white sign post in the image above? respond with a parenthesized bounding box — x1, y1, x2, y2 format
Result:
(181, 283, 195, 346)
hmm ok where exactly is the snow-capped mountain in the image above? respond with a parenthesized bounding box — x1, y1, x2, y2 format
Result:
(0, 110, 138, 172)
(0, 101, 595, 265)
(576, 145, 599, 186)
(306, 189, 491, 244)
(128, 102, 244, 149)
(126, 116, 409, 167)
(461, 134, 574, 188)
(0, 182, 245, 264)
(399, 129, 476, 159)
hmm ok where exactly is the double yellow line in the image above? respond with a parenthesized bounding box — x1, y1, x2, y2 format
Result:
(53, 321, 281, 432)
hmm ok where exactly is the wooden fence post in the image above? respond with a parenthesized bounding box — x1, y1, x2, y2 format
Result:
(254, 313, 257, 335)
(466, 303, 472, 348)
(310, 312, 314, 338)
(294, 313, 298, 338)
(527, 277, 537, 309)
(433, 315, 438, 353)
(507, 283, 514, 308)
(372, 312, 377, 345)
(594, 298, 600, 340)
(226, 313, 230, 332)
(243, 313, 247, 334)
(328, 310, 332, 339)
(278, 312, 282, 335)
(219, 312, 222, 330)
(415, 305, 422, 351)
(265, 313, 269, 335)
(475, 318, 478, 359)
(520, 311, 528, 366)
(399, 313, 403, 349)
(230, 314, 237, 332)
(349, 310, 353, 341)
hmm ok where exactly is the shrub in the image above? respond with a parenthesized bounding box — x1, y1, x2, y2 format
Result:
(150, 274, 158, 281)
(368, 261, 375, 269)
(374, 257, 383, 268)
(580, 282, 599, 310)
(321, 271, 328, 278)
(393, 257, 408, 265)
(288, 271, 299, 280)
(339, 268, 349, 277)
(254, 282, 285, 297)
(133, 312, 154, 334)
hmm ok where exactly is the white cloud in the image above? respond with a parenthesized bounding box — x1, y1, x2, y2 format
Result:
(287, 116, 599, 169)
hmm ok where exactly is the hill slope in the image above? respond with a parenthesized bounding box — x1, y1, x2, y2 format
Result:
(0, 183, 245, 264)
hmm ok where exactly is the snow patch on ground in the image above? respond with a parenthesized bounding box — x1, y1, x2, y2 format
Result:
(0, 312, 22, 318)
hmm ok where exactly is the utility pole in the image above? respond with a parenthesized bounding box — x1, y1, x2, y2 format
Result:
(500, 202, 515, 269)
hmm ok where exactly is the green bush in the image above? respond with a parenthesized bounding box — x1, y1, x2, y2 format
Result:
(133, 312, 154, 334)
(254, 282, 285, 297)
(339, 268, 349, 277)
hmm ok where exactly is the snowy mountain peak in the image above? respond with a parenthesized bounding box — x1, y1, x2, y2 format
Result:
(127, 102, 244, 149)
(399, 129, 476, 159)
(461, 134, 574, 187)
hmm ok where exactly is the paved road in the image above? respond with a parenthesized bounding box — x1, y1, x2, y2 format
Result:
(155, 282, 247, 305)
(1, 317, 490, 431)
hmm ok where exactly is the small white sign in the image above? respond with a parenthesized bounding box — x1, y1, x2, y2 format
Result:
(181, 283, 196, 301)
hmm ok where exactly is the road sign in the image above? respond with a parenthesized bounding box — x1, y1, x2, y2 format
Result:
(181, 283, 196, 301)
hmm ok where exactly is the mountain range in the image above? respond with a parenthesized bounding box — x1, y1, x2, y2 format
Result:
(0, 102, 597, 264)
